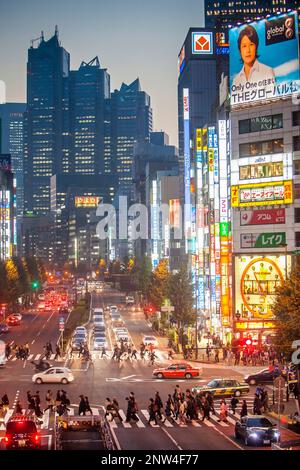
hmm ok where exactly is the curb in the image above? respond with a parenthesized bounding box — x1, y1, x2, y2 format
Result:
(265, 410, 294, 426)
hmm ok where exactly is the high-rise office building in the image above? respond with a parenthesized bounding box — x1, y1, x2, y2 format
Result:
(205, 0, 300, 30)
(0, 154, 16, 260)
(69, 57, 110, 175)
(24, 29, 70, 215)
(110, 79, 152, 201)
(0, 103, 26, 218)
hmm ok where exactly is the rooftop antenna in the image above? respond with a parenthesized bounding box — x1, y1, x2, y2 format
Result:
(55, 25, 59, 37)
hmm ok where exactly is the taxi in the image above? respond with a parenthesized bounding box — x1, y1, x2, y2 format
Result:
(192, 378, 250, 397)
(153, 363, 202, 380)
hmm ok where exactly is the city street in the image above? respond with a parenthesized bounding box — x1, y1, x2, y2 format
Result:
(1, 284, 299, 451)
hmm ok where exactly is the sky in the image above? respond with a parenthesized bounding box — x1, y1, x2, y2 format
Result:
(0, 0, 204, 147)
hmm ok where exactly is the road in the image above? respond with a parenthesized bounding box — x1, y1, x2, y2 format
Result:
(0, 283, 300, 451)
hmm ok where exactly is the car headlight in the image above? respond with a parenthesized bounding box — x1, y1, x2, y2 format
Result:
(249, 432, 258, 439)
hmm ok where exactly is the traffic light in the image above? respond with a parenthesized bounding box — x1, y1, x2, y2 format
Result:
(32, 280, 39, 290)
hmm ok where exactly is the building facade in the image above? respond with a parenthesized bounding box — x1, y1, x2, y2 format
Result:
(0, 154, 16, 260)
(0, 103, 26, 218)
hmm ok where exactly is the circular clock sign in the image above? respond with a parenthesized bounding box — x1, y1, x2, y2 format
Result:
(240, 257, 284, 318)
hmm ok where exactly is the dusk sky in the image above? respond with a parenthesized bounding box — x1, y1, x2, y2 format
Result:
(0, 0, 204, 147)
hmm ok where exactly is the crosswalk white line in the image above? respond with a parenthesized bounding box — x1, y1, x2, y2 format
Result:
(12, 357, 17, 361)
(4, 409, 14, 424)
(191, 420, 202, 427)
(50, 354, 55, 360)
(35, 354, 41, 360)
(91, 408, 100, 416)
(109, 418, 118, 429)
(210, 414, 229, 427)
(135, 414, 146, 428)
(41, 409, 50, 429)
(68, 408, 74, 416)
(118, 409, 131, 428)
(201, 418, 215, 428)
(140, 409, 159, 427)
(27, 354, 34, 361)
(163, 417, 174, 428)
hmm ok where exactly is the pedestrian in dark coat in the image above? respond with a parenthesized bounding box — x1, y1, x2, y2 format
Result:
(154, 392, 163, 420)
(230, 397, 239, 415)
(148, 398, 158, 425)
(253, 394, 262, 415)
(78, 395, 87, 416)
(85, 396, 93, 415)
(240, 400, 248, 417)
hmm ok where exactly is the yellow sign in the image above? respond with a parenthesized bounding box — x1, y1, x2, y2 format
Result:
(236, 321, 277, 330)
(208, 149, 214, 172)
(196, 129, 202, 151)
(75, 196, 100, 208)
(231, 181, 293, 207)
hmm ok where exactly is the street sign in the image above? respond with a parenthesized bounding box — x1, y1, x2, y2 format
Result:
(161, 306, 175, 312)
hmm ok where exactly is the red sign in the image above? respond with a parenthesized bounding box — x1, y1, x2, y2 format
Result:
(240, 209, 285, 226)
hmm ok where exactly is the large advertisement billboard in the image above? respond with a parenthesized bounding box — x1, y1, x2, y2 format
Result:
(230, 12, 300, 106)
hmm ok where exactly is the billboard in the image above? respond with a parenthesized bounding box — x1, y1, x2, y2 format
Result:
(231, 181, 293, 207)
(230, 12, 300, 106)
(235, 256, 290, 319)
(74, 196, 100, 208)
(240, 208, 285, 226)
(178, 45, 186, 74)
(240, 232, 286, 249)
(192, 32, 213, 55)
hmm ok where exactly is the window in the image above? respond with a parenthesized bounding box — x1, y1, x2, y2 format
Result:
(293, 111, 300, 127)
(293, 136, 300, 152)
(295, 208, 300, 224)
(239, 139, 284, 158)
(239, 114, 283, 134)
(295, 184, 300, 199)
(294, 161, 300, 176)
(295, 232, 300, 247)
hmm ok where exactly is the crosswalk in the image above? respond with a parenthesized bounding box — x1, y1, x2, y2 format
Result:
(6, 351, 168, 363)
(0, 398, 265, 433)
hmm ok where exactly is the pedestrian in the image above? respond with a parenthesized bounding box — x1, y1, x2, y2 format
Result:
(218, 400, 228, 423)
(78, 395, 86, 416)
(178, 398, 187, 426)
(206, 343, 211, 362)
(255, 384, 264, 401)
(101, 346, 108, 359)
(35, 391, 41, 407)
(131, 348, 138, 360)
(44, 390, 54, 412)
(15, 400, 23, 415)
(27, 392, 35, 413)
(154, 392, 163, 420)
(262, 390, 270, 412)
(105, 398, 115, 421)
(201, 397, 211, 421)
(61, 390, 70, 406)
(24, 342, 30, 359)
(230, 397, 239, 415)
(168, 349, 174, 360)
(240, 400, 248, 418)
(5, 343, 11, 359)
(206, 392, 215, 415)
(148, 398, 158, 425)
(47, 341, 53, 354)
(125, 396, 139, 423)
(1, 393, 9, 412)
(56, 390, 63, 404)
(214, 348, 220, 363)
(54, 344, 61, 360)
(165, 394, 175, 422)
(149, 351, 157, 366)
(253, 393, 262, 415)
(34, 400, 43, 418)
(84, 396, 93, 415)
(112, 398, 123, 422)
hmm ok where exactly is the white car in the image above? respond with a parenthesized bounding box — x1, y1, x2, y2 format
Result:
(109, 306, 118, 314)
(11, 313, 22, 321)
(126, 296, 135, 305)
(142, 336, 158, 347)
(93, 308, 104, 315)
(75, 326, 87, 335)
(32, 367, 74, 384)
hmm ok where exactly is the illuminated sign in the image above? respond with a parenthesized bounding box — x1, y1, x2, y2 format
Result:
(183, 89, 191, 252)
(235, 321, 277, 330)
(169, 199, 181, 228)
(241, 232, 286, 249)
(178, 45, 186, 74)
(74, 196, 100, 208)
(231, 153, 293, 185)
(231, 181, 293, 207)
(230, 12, 300, 107)
(240, 208, 285, 226)
(192, 32, 213, 55)
(235, 256, 291, 319)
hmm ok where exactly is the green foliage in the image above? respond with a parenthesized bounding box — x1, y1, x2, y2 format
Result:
(148, 259, 170, 310)
(168, 264, 196, 346)
(272, 262, 300, 358)
(132, 255, 152, 296)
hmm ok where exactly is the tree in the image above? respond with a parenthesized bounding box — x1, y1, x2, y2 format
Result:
(148, 259, 170, 310)
(0, 260, 9, 304)
(272, 262, 300, 359)
(132, 255, 152, 296)
(5, 259, 21, 307)
(168, 264, 196, 347)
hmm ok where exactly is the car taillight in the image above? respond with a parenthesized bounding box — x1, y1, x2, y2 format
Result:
(34, 433, 40, 442)
(5, 435, 10, 443)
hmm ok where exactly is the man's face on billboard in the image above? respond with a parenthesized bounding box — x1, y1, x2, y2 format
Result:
(240, 35, 256, 67)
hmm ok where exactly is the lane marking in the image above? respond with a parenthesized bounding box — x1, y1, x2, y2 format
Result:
(140, 409, 159, 427)
(108, 423, 122, 450)
(118, 409, 131, 428)
(161, 427, 183, 450)
(210, 414, 229, 427)
(211, 425, 244, 450)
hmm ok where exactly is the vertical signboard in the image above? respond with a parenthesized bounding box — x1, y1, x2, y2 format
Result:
(183, 88, 191, 253)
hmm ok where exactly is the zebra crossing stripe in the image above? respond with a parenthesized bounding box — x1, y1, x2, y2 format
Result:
(191, 420, 201, 427)
(41, 409, 50, 429)
(68, 408, 74, 416)
(140, 410, 159, 427)
(118, 409, 131, 428)
(35, 354, 41, 360)
(4, 409, 14, 424)
(201, 418, 215, 428)
(210, 414, 229, 427)
(27, 354, 34, 361)
(12, 357, 17, 362)
(163, 418, 174, 428)
(135, 415, 146, 428)
(50, 354, 55, 360)
(91, 408, 100, 415)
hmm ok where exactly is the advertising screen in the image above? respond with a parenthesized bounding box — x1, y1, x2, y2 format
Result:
(230, 12, 300, 106)
(74, 196, 100, 208)
(240, 208, 285, 226)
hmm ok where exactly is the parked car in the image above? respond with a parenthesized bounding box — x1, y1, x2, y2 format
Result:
(6, 315, 21, 326)
(32, 367, 74, 384)
(235, 415, 280, 446)
(244, 368, 281, 386)
(153, 363, 202, 380)
(5, 416, 41, 450)
(142, 335, 158, 347)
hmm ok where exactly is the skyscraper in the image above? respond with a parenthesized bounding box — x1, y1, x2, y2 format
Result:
(110, 79, 152, 201)
(24, 28, 70, 215)
(205, 0, 300, 30)
(0, 103, 26, 217)
(69, 57, 110, 175)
